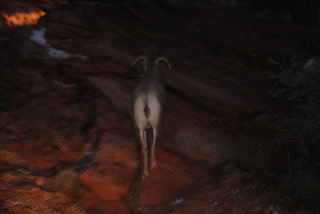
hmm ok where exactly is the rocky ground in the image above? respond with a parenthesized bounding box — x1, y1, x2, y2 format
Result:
(1, 0, 319, 213)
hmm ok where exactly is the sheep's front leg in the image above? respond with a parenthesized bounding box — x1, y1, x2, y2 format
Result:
(140, 129, 148, 179)
(150, 128, 157, 170)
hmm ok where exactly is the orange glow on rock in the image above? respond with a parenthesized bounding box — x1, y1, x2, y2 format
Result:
(3, 10, 46, 26)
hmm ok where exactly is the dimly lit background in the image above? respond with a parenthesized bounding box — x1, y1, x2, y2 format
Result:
(0, 0, 319, 213)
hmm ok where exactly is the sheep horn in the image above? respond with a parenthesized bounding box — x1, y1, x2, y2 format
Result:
(155, 56, 171, 70)
(131, 55, 148, 71)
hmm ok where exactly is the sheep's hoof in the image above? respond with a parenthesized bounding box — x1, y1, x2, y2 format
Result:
(150, 160, 157, 170)
(142, 169, 148, 179)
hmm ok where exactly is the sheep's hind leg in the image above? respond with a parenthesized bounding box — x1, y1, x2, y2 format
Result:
(140, 129, 148, 179)
(150, 128, 157, 170)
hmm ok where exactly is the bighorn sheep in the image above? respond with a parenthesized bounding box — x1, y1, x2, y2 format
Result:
(129, 55, 171, 179)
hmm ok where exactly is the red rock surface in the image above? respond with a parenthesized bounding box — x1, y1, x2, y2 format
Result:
(1, 0, 319, 213)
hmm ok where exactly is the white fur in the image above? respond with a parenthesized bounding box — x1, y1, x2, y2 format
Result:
(134, 94, 161, 130)
(130, 55, 171, 179)
(133, 93, 161, 178)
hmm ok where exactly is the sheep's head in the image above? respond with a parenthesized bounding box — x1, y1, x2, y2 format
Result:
(131, 55, 171, 75)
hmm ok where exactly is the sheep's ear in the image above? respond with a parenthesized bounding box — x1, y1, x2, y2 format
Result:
(132, 55, 148, 71)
